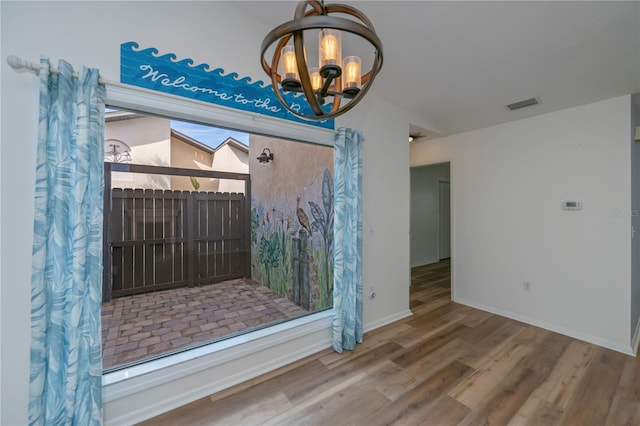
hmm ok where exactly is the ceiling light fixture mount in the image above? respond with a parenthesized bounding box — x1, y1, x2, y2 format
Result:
(260, 0, 383, 121)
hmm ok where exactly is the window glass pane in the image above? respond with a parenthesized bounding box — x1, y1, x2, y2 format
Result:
(102, 108, 333, 372)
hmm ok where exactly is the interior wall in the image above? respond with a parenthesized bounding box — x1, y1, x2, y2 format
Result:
(631, 93, 640, 350)
(411, 95, 633, 354)
(337, 91, 412, 331)
(410, 162, 450, 267)
(1, 2, 411, 424)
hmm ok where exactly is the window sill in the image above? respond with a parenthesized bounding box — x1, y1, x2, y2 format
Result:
(103, 309, 334, 403)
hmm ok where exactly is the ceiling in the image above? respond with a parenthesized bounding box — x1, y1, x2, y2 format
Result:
(235, 1, 640, 140)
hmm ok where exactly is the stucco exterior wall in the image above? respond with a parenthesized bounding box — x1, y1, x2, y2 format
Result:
(170, 136, 218, 192)
(214, 142, 249, 193)
(249, 134, 334, 310)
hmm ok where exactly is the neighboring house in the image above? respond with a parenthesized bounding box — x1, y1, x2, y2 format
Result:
(211, 137, 249, 193)
(104, 110, 249, 192)
(105, 111, 172, 189)
(170, 129, 218, 192)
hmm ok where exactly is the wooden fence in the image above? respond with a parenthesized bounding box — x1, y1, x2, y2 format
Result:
(103, 163, 250, 301)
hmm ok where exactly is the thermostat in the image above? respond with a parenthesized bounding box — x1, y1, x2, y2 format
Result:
(562, 201, 582, 210)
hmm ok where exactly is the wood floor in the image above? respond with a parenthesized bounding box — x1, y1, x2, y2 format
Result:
(141, 259, 640, 425)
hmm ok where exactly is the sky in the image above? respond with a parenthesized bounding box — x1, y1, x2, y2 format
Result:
(170, 120, 249, 149)
(105, 108, 249, 150)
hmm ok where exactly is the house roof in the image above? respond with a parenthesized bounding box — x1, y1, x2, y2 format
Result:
(171, 129, 216, 155)
(215, 137, 249, 154)
(105, 110, 147, 123)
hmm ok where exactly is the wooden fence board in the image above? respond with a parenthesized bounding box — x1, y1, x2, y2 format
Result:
(133, 190, 144, 288)
(173, 194, 185, 285)
(144, 190, 154, 289)
(198, 193, 209, 282)
(123, 194, 134, 291)
(111, 189, 124, 294)
(230, 197, 242, 277)
(208, 198, 215, 281)
(211, 196, 223, 279)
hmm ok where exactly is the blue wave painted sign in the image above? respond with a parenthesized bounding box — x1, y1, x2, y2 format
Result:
(120, 41, 334, 130)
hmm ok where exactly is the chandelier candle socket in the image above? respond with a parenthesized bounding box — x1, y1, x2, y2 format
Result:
(261, 0, 383, 121)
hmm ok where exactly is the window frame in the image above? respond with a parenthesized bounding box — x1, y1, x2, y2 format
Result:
(102, 84, 336, 405)
(106, 84, 336, 148)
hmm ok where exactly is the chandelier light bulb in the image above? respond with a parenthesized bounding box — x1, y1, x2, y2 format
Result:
(280, 45, 301, 90)
(319, 29, 342, 77)
(283, 50, 297, 76)
(309, 67, 322, 91)
(321, 33, 338, 62)
(343, 56, 361, 95)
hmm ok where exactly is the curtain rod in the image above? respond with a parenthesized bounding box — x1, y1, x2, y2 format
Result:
(6, 55, 339, 135)
(7, 54, 117, 86)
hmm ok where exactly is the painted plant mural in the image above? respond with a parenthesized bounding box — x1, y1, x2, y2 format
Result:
(250, 135, 334, 312)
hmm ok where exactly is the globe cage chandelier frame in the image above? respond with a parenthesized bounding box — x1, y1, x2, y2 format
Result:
(260, 0, 384, 121)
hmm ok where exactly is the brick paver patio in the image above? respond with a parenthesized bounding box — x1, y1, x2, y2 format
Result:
(101, 278, 308, 370)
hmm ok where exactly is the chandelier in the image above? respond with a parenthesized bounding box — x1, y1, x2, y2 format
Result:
(260, 0, 383, 121)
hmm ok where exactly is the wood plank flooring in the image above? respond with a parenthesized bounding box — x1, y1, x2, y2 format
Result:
(141, 259, 640, 425)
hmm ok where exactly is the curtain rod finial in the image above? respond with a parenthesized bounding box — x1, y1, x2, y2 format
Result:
(7, 55, 24, 71)
(7, 55, 40, 75)
(7, 55, 33, 73)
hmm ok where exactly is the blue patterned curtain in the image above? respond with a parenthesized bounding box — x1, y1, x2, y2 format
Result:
(30, 58, 105, 425)
(332, 128, 363, 353)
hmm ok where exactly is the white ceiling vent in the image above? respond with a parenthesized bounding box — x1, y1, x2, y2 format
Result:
(506, 97, 540, 111)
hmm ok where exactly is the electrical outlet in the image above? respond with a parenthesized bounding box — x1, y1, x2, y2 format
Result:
(523, 281, 532, 292)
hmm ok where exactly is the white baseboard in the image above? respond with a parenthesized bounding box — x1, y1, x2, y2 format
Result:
(365, 309, 413, 332)
(410, 259, 439, 268)
(453, 296, 635, 356)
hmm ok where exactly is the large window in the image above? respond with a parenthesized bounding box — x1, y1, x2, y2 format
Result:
(101, 109, 334, 372)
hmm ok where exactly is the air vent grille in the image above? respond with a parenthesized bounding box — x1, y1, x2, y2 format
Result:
(506, 97, 540, 111)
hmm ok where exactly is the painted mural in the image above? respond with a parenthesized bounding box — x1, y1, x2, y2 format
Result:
(250, 135, 334, 312)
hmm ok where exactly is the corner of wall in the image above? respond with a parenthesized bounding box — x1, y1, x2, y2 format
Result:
(630, 93, 640, 343)
(632, 316, 640, 356)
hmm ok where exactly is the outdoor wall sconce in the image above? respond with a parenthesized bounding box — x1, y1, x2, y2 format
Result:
(257, 148, 274, 164)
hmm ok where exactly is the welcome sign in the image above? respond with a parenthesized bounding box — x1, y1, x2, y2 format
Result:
(120, 41, 335, 130)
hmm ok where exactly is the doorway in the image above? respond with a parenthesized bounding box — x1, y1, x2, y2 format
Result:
(409, 162, 452, 302)
(410, 162, 451, 266)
